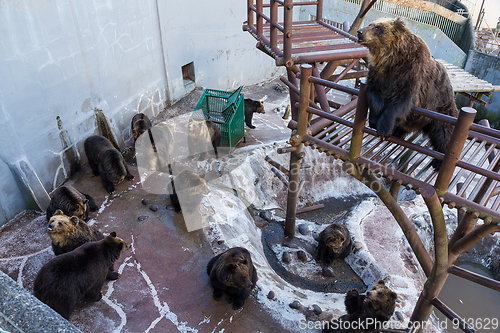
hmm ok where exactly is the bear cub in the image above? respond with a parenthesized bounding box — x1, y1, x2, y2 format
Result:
(46, 186, 98, 222)
(33, 232, 130, 320)
(317, 223, 352, 265)
(84, 135, 134, 193)
(47, 210, 119, 280)
(244, 99, 265, 129)
(187, 118, 222, 160)
(131, 113, 152, 142)
(207, 247, 258, 309)
(323, 280, 398, 333)
(357, 18, 458, 169)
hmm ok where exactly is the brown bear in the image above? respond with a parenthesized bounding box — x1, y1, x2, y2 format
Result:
(135, 122, 174, 173)
(244, 98, 265, 129)
(323, 280, 398, 333)
(168, 169, 209, 214)
(84, 135, 135, 193)
(131, 113, 152, 142)
(33, 232, 130, 320)
(317, 223, 352, 265)
(357, 17, 458, 169)
(46, 210, 120, 281)
(187, 118, 222, 160)
(46, 186, 98, 222)
(207, 247, 258, 309)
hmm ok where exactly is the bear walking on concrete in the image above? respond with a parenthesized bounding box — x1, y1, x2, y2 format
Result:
(207, 247, 258, 309)
(244, 99, 265, 129)
(357, 17, 458, 169)
(317, 223, 352, 265)
(168, 169, 209, 214)
(47, 210, 120, 280)
(33, 232, 130, 320)
(84, 135, 134, 193)
(46, 186, 98, 222)
(323, 280, 398, 333)
(187, 118, 222, 160)
(131, 113, 152, 142)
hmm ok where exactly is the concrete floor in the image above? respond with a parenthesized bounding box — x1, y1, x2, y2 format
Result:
(0, 78, 298, 333)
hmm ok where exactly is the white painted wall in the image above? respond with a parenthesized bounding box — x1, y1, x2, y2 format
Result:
(0, 0, 281, 226)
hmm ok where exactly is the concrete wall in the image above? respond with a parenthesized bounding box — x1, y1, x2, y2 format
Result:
(299, 0, 467, 67)
(0, 0, 279, 226)
(460, 50, 500, 128)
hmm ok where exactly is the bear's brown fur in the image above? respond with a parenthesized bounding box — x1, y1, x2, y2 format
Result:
(84, 135, 134, 193)
(46, 186, 98, 222)
(135, 123, 174, 173)
(206, 247, 258, 309)
(187, 118, 222, 160)
(244, 99, 265, 129)
(317, 223, 352, 265)
(323, 280, 398, 333)
(168, 169, 209, 214)
(131, 113, 152, 141)
(357, 17, 458, 169)
(47, 210, 120, 280)
(33, 232, 130, 320)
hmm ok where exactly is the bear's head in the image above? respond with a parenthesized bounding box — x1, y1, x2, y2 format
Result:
(187, 118, 205, 136)
(253, 101, 265, 114)
(104, 232, 131, 261)
(221, 248, 254, 290)
(170, 170, 209, 214)
(325, 229, 347, 252)
(48, 210, 79, 241)
(102, 149, 127, 184)
(70, 201, 87, 221)
(132, 119, 151, 140)
(364, 280, 398, 319)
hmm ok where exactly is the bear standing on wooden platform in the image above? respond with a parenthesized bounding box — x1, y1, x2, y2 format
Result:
(323, 280, 398, 333)
(46, 186, 98, 222)
(244, 98, 265, 129)
(84, 135, 134, 193)
(357, 17, 458, 169)
(33, 232, 130, 320)
(207, 247, 258, 309)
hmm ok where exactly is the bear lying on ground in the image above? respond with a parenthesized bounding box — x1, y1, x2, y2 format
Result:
(33, 232, 130, 320)
(357, 17, 458, 169)
(168, 169, 209, 214)
(317, 223, 352, 265)
(47, 210, 119, 280)
(187, 118, 222, 160)
(244, 99, 265, 129)
(323, 280, 398, 333)
(84, 135, 134, 193)
(131, 113, 152, 142)
(207, 247, 258, 309)
(46, 186, 98, 222)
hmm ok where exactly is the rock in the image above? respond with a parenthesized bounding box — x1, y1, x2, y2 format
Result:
(282, 252, 291, 263)
(312, 232, 319, 241)
(395, 311, 404, 321)
(297, 250, 307, 262)
(267, 291, 275, 300)
(259, 210, 272, 221)
(289, 300, 301, 309)
(298, 224, 309, 235)
(141, 199, 149, 206)
(354, 242, 363, 250)
(312, 304, 322, 315)
(149, 205, 158, 212)
(137, 216, 149, 222)
(322, 267, 335, 278)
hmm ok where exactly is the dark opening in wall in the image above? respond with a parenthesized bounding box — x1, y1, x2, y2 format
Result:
(182, 62, 195, 86)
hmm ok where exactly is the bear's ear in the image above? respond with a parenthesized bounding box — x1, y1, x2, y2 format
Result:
(110, 231, 117, 238)
(226, 263, 236, 272)
(54, 209, 64, 216)
(378, 279, 386, 285)
(83, 199, 89, 204)
(393, 18, 406, 32)
(70, 216, 79, 224)
(391, 291, 397, 299)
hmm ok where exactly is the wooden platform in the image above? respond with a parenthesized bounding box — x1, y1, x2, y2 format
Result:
(437, 59, 500, 93)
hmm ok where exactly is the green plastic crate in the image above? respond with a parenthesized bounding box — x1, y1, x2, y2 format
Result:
(191, 86, 244, 147)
